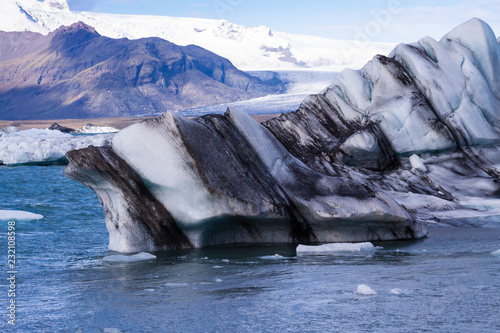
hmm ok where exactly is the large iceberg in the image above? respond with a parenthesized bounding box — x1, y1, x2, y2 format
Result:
(65, 19, 500, 252)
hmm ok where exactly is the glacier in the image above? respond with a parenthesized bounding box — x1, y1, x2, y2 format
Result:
(65, 18, 500, 252)
(7, 0, 395, 71)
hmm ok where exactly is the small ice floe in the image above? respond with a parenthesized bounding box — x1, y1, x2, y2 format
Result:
(409, 154, 428, 173)
(103, 252, 156, 262)
(492, 249, 500, 256)
(260, 254, 286, 260)
(355, 284, 377, 296)
(297, 242, 378, 255)
(221, 259, 230, 263)
(103, 328, 122, 333)
(0, 210, 44, 221)
(390, 288, 403, 295)
(78, 124, 119, 134)
(213, 278, 223, 283)
(164, 282, 189, 287)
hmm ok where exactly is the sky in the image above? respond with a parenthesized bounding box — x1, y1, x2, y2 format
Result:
(65, 0, 500, 43)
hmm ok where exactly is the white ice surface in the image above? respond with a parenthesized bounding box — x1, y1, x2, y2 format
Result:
(390, 288, 403, 295)
(0, 0, 49, 34)
(76, 124, 119, 134)
(409, 154, 428, 173)
(296, 242, 377, 255)
(103, 252, 156, 262)
(0, 127, 113, 165)
(12, 0, 395, 71)
(492, 249, 500, 256)
(355, 284, 377, 296)
(0, 210, 43, 221)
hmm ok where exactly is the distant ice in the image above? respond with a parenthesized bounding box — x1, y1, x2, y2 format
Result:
(164, 282, 189, 287)
(355, 284, 377, 296)
(492, 249, 500, 256)
(103, 252, 156, 262)
(0, 210, 44, 221)
(390, 288, 403, 295)
(103, 329, 122, 333)
(0, 127, 113, 165)
(297, 242, 377, 255)
(180, 71, 337, 117)
(260, 254, 286, 260)
(77, 124, 119, 134)
(213, 278, 223, 283)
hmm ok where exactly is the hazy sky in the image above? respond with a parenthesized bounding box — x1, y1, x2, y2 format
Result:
(65, 0, 500, 43)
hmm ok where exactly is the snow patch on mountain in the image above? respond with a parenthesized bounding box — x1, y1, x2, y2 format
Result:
(9, 0, 395, 71)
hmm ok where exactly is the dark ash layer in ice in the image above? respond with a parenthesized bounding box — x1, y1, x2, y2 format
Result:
(65, 18, 500, 252)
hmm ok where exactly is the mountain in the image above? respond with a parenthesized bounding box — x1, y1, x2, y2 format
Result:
(0, 22, 282, 120)
(3, 0, 396, 71)
(65, 19, 500, 252)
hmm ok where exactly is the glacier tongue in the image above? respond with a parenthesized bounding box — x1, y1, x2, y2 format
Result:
(65, 18, 500, 252)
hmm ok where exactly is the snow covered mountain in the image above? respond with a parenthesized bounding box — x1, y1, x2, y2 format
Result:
(0, 22, 281, 120)
(1, 0, 396, 71)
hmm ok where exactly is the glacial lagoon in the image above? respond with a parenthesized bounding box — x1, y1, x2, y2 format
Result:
(1, 165, 499, 332)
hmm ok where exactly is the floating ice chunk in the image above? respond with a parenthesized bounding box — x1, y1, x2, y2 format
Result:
(164, 282, 189, 287)
(78, 124, 119, 134)
(221, 259, 230, 263)
(297, 242, 377, 255)
(103, 252, 156, 262)
(409, 154, 428, 173)
(355, 284, 377, 296)
(260, 254, 286, 260)
(103, 329, 122, 333)
(213, 278, 222, 283)
(0, 210, 44, 221)
(0, 128, 113, 165)
(390, 288, 403, 295)
(492, 249, 500, 256)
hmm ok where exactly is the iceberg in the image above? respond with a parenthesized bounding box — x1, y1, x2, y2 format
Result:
(355, 284, 377, 296)
(0, 210, 44, 221)
(102, 252, 157, 262)
(65, 19, 500, 252)
(0, 127, 113, 165)
(296, 242, 377, 255)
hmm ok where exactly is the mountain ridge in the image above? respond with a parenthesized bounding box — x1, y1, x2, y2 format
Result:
(0, 21, 282, 120)
(2, 0, 396, 71)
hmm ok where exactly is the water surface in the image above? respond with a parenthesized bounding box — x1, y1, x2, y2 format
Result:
(0, 166, 499, 332)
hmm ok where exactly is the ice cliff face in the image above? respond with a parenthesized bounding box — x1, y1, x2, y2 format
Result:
(65, 18, 500, 252)
(66, 108, 422, 252)
(264, 18, 500, 171)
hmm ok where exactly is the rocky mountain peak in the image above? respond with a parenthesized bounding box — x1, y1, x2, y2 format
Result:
(42, 0, 70, 11)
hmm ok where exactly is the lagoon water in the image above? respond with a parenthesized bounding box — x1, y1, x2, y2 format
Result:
(1, 166, 499, 332)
